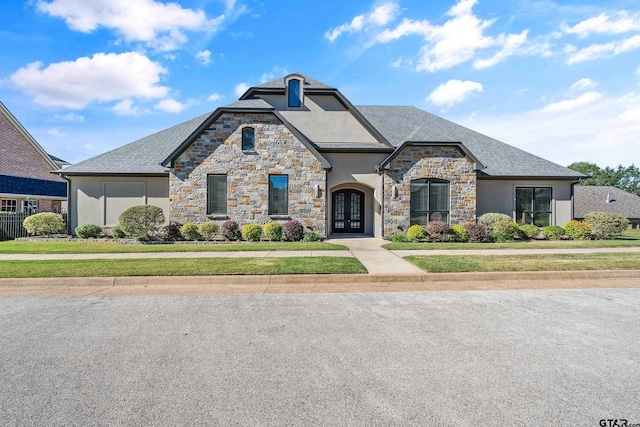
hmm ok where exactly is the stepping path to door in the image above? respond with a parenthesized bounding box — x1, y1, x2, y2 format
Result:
(324, 237, 426, 275)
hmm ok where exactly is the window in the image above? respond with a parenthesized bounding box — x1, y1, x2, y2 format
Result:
(22, 200, 38, 215)
(1, 199, 17, 212)
(269, 175, 288, 215)
(516, 187, 551, 227)
(242, 127, 255, 151)
(287, 79, 301, 108)
(207, 174, 227, 215)
(410, 179, 450, 226)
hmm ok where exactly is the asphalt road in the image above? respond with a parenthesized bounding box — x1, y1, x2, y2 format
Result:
(1, 289, 639, 426)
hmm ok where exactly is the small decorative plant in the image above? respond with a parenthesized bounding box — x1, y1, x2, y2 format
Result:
(282, 220, 304, 241)
(264, 221, 283, 241)
(75, 224, 103, 239)
(241, 223, 263, 242)
(406, 224, 427, 242)
(198, 222, 219, 241)
(180, 222, 200, 241)
(221, 220, 241, 241)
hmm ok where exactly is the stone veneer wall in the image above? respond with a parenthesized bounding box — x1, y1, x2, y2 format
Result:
(383, 145, 476, 236)
(170, 112, 327, 235)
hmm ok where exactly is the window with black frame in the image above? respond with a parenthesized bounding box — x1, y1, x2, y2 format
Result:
(207, 174, 227, 215)
(410, 179, 450, 226)
(516, 187, 551, 227)
(241, 127, 255, 151)
(269, 175, 288, 215)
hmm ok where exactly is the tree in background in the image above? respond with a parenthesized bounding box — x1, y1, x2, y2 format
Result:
(568, 162, 640, 196)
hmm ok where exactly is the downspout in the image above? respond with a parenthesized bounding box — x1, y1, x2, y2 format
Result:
(376, 164, 385, 239)
(325, 169, 329, 238)
(60, 174, 72, 235)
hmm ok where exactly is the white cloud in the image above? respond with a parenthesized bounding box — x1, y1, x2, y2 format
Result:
(112, 99, 146, 116)
(46, 127, 67, 137)
(538, 91, 603, 113)
(207, 92, 223, 102)
(570, 78, 597, 91)
(427, 79, 483, 107)
(566, 34, 640, 64)
(54, 112, 85, 122)
(561, 11, 640, 38)
(325, 2, 399, 42)
(10, 52, 169, 109)
(154, 98, 186, 113)
(374, 0, 529, 72)
(234, 82, 250, 97)
(196, 50, 212, 65)
(35, 0, 225, 51)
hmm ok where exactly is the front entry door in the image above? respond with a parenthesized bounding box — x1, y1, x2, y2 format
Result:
(332, 190, 364, 233)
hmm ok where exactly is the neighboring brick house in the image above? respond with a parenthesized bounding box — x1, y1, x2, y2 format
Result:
(0, 101, 68, 214)
(59, 73, 584, 237)
(574, 186, 640, 229)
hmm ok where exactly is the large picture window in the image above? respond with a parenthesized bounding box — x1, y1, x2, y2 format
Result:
(242, 127, 255, 151)
(207, 174, 227, 215)
(410, 179, 450, 226)
(269, 175, 288, 215)
(516, 187, 551, 227)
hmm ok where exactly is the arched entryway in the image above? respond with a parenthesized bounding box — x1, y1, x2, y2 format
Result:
(332, 189, 365, 233)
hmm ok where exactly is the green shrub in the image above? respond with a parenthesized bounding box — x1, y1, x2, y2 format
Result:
(541, 225, 565, 240)
(75, 224, 103, 238)
(451, 224, 468, 242)
(198, 222, 219, 240)
(23, 213, 65, 236)
(584, 212, 629, 240)
(464, 223, 488, 243)
(180, 222, 200, 241)
(303, 231, 322, 242)
(519, 224, 540, 239)
(282, 220, 304, 242)
(406, 224, 427, 242)
(111, 225, 126, 238)
(242, 223, 263, 242)
(221, 220, 241, 241)
(564, 220, 591, 240)
(389, 232, 407, 243)
(478, 212, 512, 229)
(118, 205, 165, 239)
(425, 221, 451, 242)
(492, 219, 521, 242)
(162, 222, 183, 241)
(264, 221, 283, 241)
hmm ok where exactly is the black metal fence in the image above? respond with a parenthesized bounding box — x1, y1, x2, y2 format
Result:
(0, 212, 68, 240)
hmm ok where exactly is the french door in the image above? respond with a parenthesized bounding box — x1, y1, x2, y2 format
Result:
(332, 190, 364, 233)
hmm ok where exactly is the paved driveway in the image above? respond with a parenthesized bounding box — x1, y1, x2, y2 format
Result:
(1, 289, 639, 426)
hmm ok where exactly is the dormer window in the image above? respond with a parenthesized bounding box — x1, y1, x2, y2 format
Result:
(287, 78, 302, 108)
(242, 127, 255, 151)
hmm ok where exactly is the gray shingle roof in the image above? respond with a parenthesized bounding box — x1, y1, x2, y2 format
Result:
(574, 186, 640, 219)
(223, 98, 273, 109)
(253, 73, 333, 90)
(356, 105, 584, 178)
(59, 112, 211, 174)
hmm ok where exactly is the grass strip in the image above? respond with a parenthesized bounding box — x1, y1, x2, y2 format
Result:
(0, 241, 347, 254)
(0, 257, 367, 278)
(405, 253, 640, 273)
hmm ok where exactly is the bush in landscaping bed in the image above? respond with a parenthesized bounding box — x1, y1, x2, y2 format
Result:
(584, 212, 629, 240)
(264, 221, 282, 241)
(425, 221, 451, 242)
(464, 222, 488, 243)
(519, 224, 540, 240)
(161, 222, 183, 241)
(492, 220, 521, 242)
(478, 212, 511, 229)
(406, 224, 426, 242)
(282, 220, 304, 241)
(180, 222, 200, 241)
(118, 205, 165, 239)
(389, 232, 407, 243)
(23, 212, 65, 236)
(111, 225, 127, 238)
(198, 222, 219, 241)
(242, 223, 263, 242)
(303, 231, 322, 242)
(221, 220, 241, 241)
(450, 224, 468, 242)
(541, 225, 565, 240)
(564, 220, 591, 240)
(75, 224, 103, 238)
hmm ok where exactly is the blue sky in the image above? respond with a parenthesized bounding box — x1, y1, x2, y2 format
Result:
(1, 0, 638, 168)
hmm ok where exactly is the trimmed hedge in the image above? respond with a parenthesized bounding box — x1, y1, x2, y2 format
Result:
(198, 222, 219, 241)
(264, 221, 283, 242)
(180, 223, 200, 241)
(478, 212, 511, 229)
(75, 224, 103, 238)
(242, 223, 263, 242)
(451, 224, 468, 242)
(465, 222, 488, 243)
(564, 220, 591, 240)
(425, 221, 451, 242)
(519, 224, 540, 239)
(406, 224, 426, 242)
(282, 220, 304, 242)
(118, 205, 165, 239)
(221, 220, 241, 241)
(23, 213, 65, 236)
(584, 212, 629, 240)
(542, 225, 565, 240)
(492, 220, 521, 242)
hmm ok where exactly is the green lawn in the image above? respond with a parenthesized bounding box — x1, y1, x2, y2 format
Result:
(0, 257, 366, 278)
(384, 229, 640, 250)
(405, 252, 640, 273)
(0, 240, 347, 254)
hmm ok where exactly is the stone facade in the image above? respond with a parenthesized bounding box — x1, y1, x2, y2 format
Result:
(170, 112, 327, 235)
(383, 145, 476, 236)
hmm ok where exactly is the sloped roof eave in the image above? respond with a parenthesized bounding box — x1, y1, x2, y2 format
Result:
(376, 141, 486, 172)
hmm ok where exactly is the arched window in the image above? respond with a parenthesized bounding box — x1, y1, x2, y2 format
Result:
(410, 179, 450, 225)
(287, 79, 301, 108)
(242, 127, 255, 151)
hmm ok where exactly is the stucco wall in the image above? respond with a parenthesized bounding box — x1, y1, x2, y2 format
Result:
(170, 112, 327, 235)
(69, 175, 169, 232)
(476, 179, 574, 226)
(383, 145, 476, 236)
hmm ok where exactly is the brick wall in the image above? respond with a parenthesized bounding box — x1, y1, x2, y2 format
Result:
(170, 112, 327, 235)
(383, 145, 476, 236)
